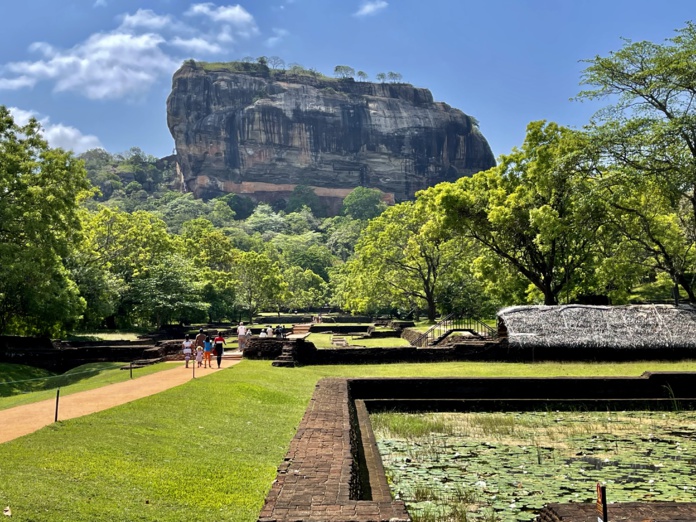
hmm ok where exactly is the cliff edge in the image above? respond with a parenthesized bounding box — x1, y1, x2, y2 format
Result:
(166, 61, 496, 208)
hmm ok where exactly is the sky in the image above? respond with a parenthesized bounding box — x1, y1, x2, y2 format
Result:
(1, 1, 694, 160)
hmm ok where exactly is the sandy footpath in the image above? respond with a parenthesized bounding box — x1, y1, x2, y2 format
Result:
(0, 357, 241, 444)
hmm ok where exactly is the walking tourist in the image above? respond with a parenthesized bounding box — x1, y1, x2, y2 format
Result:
(195, 344, 203, 367)
(237, 322, 247, 351)
(203, 336, 214, 368)
(182, 334, 193, 368)
(195, 328, 206, 350)
(213, 332, 226, 368)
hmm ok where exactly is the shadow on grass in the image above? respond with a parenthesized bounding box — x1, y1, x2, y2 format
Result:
(0, 362, 124, 397)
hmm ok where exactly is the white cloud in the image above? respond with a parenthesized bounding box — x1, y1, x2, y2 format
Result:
(3, 31, 177, 100)
(185, 3, 259, 37)
(0, 76, 36, 90)
(120, 9, 174, 31)
(171, 36, 222, 54)
(0, 5, 260, 100)
(8, 107, 102, 153)
(354, 0, 388, 16)
(265, 28, 289, 48)
(186, 3, 253, 24)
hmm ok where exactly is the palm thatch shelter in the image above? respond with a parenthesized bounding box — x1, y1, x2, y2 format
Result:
(497, 304, 696, 358)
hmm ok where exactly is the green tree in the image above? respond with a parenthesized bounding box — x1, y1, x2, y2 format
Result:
(219, 193, 255, 220)
(283, 266, 328, 311)
(234, 250, 286, 322)
(339, 200, 478, 320)
(341, 186, 387, 220)
(286, 185, 324, 215)
(78, 207, 175, 327)
(387, 71, 403, 83)
(438, 121, 605, 305)
(323, 216, 365, 261)
(268, 56, 285, 69)
(180, 219, 239, 322)
(357, 70, 368, 81)
(127, 254, 207, 328)
(0, 106, 91, 334)
(334, 65, 355, 79)
(376, 72, 387, 83)
(578, 22, 696, 301)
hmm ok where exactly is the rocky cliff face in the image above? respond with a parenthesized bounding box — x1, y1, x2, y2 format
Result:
(166, 62, 496, 208)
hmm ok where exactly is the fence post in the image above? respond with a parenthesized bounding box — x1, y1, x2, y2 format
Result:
(130, 361, 133, 379)
(54, 388, 60, 423)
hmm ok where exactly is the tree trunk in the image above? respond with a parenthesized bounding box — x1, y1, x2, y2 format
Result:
(543, 288, 558, 305)
(676, 273, 696, 303)
(426, 298, 437, 322)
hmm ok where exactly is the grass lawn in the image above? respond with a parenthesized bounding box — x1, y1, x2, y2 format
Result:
(0, 362, 173, 411)
(1, 360, 696, 521)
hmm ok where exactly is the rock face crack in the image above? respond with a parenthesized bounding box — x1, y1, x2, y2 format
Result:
(167, 63, 496, 209)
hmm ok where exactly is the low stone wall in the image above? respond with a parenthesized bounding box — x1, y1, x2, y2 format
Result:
(400, 328, 423, 345)
(243, 338, 285, 359)
(0, 337, 174, 372)
(257, 379, 410, 522)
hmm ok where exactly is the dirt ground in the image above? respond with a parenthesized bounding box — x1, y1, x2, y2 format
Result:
(0, 357, 241, 444)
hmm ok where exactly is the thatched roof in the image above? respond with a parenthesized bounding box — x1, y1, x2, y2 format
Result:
(497, 304, 696, 349)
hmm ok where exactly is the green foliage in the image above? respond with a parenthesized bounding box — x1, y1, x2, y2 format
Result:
(127, 254, 207, 328)
(337, 199, 487, 320)
(285, 185, 325, 215)
(0, 106, 91, 334)
(334, 65, 355, 79)
(437, 121, 607, 305)
(578, 22, 696, 301)
(234, 250, 286, 321)
(341, 186, 387, 220)
(282, 266, 328, 310)
(219, 193, 255, 220)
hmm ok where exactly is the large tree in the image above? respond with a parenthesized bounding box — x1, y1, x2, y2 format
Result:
(338, 199, 479, 320)
(234, 250, 286, 322)
(0, 106, 91, 334)
(578, 22, 696, 301)
(438, 121, 605, 305)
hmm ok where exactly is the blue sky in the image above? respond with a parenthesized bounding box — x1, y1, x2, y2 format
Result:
(1, 1, 694, 159)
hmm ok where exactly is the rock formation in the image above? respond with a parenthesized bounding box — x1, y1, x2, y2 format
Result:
(166, 61, 496, 210)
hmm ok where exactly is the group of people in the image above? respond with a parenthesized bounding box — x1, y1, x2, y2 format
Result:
(182, 329, 226, 369)
(237, 323, 287, 348)
(258, 325, 287, 339)
(183, 323, 290, 365)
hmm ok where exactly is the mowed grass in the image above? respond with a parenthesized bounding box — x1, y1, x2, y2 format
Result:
(1, 360, 696, 521)
(0, 362, 173, 411)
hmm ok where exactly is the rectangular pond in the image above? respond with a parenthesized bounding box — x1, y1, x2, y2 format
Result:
(371, 410, 696, 521)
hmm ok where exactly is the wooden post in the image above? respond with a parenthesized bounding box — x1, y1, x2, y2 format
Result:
(54, 388, 60, 423)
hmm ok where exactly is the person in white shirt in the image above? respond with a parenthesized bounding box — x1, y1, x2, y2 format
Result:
(237, 322, 248, 351)
(181, 334, 194, 368)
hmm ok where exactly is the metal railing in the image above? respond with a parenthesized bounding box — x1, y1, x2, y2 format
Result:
(413, 314, 497, 347)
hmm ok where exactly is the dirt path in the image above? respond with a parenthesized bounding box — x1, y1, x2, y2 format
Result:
(0, 356, 242, 444)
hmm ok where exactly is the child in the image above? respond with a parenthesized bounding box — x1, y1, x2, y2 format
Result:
(203, 336, 213, 368)
(195, 344, 204, 368)
(182, 334, 194, 369)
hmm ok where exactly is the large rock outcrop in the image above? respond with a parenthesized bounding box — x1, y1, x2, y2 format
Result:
(166, 61, 496, 209)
